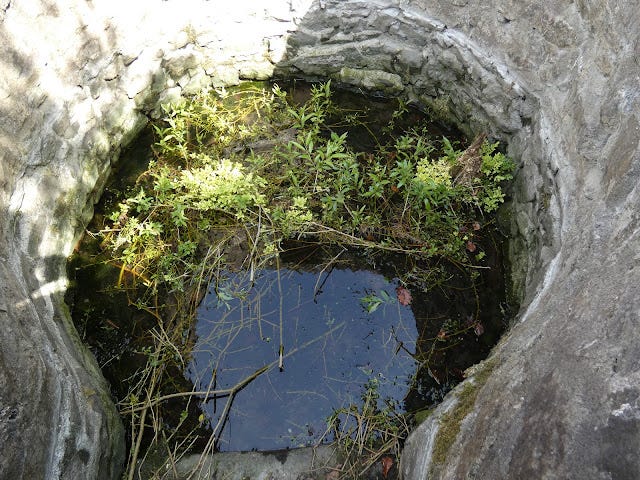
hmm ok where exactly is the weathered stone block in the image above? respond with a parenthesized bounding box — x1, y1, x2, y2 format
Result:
(338, 67, 404, 94)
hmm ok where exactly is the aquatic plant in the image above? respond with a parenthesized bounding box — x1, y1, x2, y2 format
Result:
(324, 378, 409, 479)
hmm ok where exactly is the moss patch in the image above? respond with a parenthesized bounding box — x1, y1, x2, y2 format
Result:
(413, 407, 435, 426)
(430, 356, 498, 468)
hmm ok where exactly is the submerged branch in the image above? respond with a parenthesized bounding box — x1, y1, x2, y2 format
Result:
(120, 365, 269, 415)
(120, 321, 346, 415)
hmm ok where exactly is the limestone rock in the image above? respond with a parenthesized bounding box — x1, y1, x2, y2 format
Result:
(338, 67, 404, 94)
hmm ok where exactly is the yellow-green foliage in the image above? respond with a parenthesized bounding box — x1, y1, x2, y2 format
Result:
(272, 196, 313, 237)
(100, 81, 514, 297)
(416, 157, 453, 188)
(478, 141, 514, 212)
(177, 159, 266, 216)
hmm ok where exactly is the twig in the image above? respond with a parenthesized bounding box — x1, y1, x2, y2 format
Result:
(277, 255, 284, 371)
(126, 352, 161, 480)
(312, 247, 345, 300)
(120, 366, 269, 415)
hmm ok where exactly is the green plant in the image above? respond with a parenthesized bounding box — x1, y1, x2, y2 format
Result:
(360, 290, 394, 314)
(324, 378, 409, 479)
(103, 81, 514, 301)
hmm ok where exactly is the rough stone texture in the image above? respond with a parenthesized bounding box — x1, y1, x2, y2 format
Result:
(396, 2, 640, 479)
(276, 0, 551, 305)
(0, 0, 638, 478)
(170, 446, 343, 480)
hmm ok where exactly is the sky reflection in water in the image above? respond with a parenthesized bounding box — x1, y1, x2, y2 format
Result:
(188, 266, 418, 451)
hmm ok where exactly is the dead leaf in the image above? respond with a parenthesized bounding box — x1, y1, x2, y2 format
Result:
(466, 240, 477, 252)
(381, 456, 394, 479)
(325, 471, 339, 480)
(453, 133, 487, 187)
(396, 286, 412, 306)
(325, 464, 342, 480)
(473, 321, 485, 336)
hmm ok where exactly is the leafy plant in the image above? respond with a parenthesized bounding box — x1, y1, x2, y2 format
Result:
(101, 82, 514, 302)
(360, 290, 394, 314)
(324, 378, 409, 479)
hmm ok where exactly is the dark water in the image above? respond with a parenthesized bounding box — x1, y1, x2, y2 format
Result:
(189, 264, 418, 451)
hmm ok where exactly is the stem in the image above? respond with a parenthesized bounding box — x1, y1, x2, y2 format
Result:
(277, 255, 284, 371)
(120, 366, 269, 415)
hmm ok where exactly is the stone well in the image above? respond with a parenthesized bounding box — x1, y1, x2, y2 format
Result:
(1, 1, 638, 478)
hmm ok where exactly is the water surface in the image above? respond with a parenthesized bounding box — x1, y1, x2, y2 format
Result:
(189, 264, 418, 451)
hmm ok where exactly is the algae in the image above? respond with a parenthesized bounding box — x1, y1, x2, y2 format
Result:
(430, 356, 498, 470)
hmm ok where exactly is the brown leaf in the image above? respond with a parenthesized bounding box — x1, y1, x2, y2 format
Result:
(381, 456, 394, 479)
(396, 286, 412, 306)
(466, 240, 477, 252)
(325, 464, 342, 480)
(473, 321, 485, 336)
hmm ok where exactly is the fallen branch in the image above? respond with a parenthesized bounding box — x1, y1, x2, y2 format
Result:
(120, 365, 269, 415)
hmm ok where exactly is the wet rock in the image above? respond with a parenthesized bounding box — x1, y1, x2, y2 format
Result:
(168, 446, 341, 480)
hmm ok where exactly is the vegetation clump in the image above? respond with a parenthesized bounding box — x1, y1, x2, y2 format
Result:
(324, 378, 410, 479)
(430, 357, 498, 473)
(102, 81, 513, 301)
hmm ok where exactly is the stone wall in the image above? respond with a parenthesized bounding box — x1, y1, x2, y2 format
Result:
(0, 0, 638, 478)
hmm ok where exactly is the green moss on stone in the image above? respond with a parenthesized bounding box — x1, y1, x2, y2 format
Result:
(430, 357, 497, 469)
(413, 407, 435, 426)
